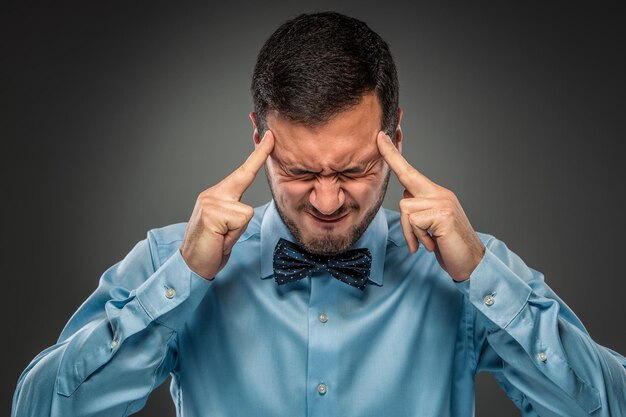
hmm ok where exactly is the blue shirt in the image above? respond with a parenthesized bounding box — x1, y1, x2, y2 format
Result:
(12, 201, 626, 416)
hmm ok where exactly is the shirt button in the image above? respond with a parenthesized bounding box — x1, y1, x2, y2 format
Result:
(317, 383, 328, 395)
(483, 294, 495, 306)
(110, 339, 118, 349)
(537, 352, 548, 362)
(319, 312, 329, 323)
(165, 287, 176, 299)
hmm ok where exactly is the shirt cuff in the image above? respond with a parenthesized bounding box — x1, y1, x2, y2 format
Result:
(135, 249, 212, 330)
(455, 247, 532, 331)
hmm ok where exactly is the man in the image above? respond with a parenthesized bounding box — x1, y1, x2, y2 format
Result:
(12, 11, 626, 417)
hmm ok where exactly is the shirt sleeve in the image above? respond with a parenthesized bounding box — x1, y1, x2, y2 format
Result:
(11, 230, 212, 417)
(456, 236, 626, 417)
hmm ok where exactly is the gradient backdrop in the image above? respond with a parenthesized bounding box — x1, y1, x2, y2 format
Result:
(3, 1, 625, 416)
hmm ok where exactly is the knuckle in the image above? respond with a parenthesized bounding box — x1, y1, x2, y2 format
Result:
(232, 211, 249, 228)
(401, 165, 414, 179)
(198, 194, 216, 209)
(442, 188, 457, 201)
(242, 205, 254, 219)
(233, 165, 245, 178)
(235, 165, 252, 181)
(199, 187, 218, 201)
(196, 191, 207, 202)
(437, 207, 453, 219)
(229, 203, 253, 224)
(197, 202, 215, 218)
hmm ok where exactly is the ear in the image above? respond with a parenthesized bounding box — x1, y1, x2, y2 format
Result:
(249, 112, 261, 147)
(394, 107, 404, 154)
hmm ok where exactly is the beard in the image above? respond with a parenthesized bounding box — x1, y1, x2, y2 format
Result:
(266, 169, 390, 256)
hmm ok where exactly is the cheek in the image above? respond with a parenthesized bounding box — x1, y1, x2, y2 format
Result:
(273, 179, 312, 205)
(268, 165, 307, 198)
(344, 181, 380, 204)
(345, 173, 387, 199)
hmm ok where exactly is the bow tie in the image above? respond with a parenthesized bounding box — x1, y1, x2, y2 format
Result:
(273, 238, 372, 290)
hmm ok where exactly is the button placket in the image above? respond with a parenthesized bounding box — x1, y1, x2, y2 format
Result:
(307, 272, 339, 416)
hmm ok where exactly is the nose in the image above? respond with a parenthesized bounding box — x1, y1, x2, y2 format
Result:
(309, 177, 345, 216)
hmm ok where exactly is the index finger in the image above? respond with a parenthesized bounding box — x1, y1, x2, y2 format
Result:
(376, 131, 433, 194)
(221, 130, 274, 200)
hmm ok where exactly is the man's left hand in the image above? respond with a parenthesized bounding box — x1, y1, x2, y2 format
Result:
(377, 132, 485, 282)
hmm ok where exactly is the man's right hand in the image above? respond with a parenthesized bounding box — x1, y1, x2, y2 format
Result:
(179, 131, 274, 280)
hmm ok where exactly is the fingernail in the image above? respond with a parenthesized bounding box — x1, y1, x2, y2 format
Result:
(385, 133, 393, 143)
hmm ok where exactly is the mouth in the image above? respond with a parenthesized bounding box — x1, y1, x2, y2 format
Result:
(307, 212, 349, 223)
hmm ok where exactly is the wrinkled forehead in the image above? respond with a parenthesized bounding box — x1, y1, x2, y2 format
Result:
(266, 93, 383, 172)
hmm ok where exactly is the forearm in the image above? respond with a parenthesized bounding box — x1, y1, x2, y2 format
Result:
(460, 237, 626, 416)
(12, 234, 211, 417)
(12, 320, 176, 417)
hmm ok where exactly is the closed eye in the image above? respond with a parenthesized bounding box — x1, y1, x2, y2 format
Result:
(290, 169, 316, 176)
(340, 171, 364, 179)
(287, 169, 317, 179)
(281, 170, 317, 181)
(340, 161, 378, 178)
(282, 161, 377, 179)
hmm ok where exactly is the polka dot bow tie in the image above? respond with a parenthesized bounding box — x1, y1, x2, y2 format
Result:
(273, 238, 372, 290)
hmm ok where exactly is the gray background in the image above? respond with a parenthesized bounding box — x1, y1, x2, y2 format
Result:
(3, 1, 625, 416)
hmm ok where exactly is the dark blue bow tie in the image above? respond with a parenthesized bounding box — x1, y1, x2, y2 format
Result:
(273, 238, 372, 290)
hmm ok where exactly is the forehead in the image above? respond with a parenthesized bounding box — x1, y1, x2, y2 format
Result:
(267, 93, 382, 171)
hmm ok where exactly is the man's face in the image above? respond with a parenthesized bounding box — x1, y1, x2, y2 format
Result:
(253, 93, 402, 255)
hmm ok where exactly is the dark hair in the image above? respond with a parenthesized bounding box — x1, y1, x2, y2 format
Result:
(251, 12, 399, 140)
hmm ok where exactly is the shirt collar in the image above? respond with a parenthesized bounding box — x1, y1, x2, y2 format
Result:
(260, 200, 388, 286)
